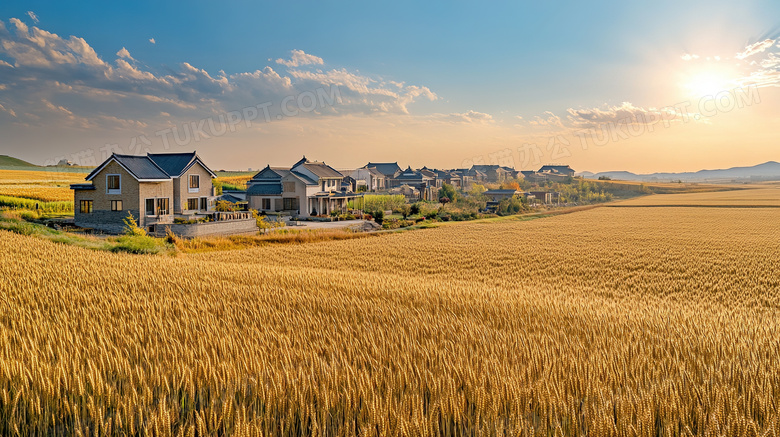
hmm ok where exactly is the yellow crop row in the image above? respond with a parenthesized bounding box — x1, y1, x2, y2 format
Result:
(2, 190, 780, 435)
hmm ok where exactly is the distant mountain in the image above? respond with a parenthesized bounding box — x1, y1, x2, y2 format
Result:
(579, 161, 780, 182)
(0, 155, 38, 167)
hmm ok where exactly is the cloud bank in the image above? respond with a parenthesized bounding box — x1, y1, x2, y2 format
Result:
(0, 19, 437, 133)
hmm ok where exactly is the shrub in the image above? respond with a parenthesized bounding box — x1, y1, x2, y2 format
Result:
(122, 213, 146, 236)
(361, 195, 406, 212)
(112, 235, 160, 254)
(373, 210, 384, 225)
(216, 200, 237, 212)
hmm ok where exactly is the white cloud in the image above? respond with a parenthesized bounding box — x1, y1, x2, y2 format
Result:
(275, 49, 324, 67)
(565, 102, 695, 129)
(446, 110, 493, 124)
(681, 53, 700, 61)
(26, 11, 38, 23)
(0, 102, 17, 117)
(530, 111, 564, 128)
(736, 39, 775, 60)
(0, 18, 439, 132)
(733, 39, 780, 88)
(116, 47, 133, 60)
(148, 38, 155, 44)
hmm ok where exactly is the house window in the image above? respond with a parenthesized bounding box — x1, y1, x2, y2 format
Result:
(199, 197, 208, 211)
(110, 200, 123, 211)
(79, 200, 93, 214)
(283, 182, 296, 193)
(187, 198, 198, 210)
(156, 198, 170, 215)
(283, 198, 296, 210)
(261, 198, 271, 210)
(189, 175, 200, 192)
(106, 174, 121, 194)
(145, 199, 155, 216)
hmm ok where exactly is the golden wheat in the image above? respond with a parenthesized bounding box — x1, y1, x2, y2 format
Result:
(1, 188, 780, 435)
(0, 170, 88, 202)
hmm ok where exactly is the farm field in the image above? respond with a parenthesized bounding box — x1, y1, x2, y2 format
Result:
(2, 188, 780, 435)
(0, 169, 252, 206)
(613, 185, 780, 207)
(0, 169, 88, 202)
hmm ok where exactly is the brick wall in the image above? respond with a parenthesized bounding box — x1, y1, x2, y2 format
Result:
(138, 181, 175, 227)
(177, 163, 214, 213)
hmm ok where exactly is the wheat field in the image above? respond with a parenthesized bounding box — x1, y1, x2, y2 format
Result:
(2, 188, 780, 435)
(0, 170, 88, 202)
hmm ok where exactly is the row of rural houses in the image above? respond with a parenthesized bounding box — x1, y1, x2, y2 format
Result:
(71, 152, 574, 235)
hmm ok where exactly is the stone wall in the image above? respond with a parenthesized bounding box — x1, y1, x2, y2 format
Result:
(74, 209, 141, 234)
(151, 218, 257, 238)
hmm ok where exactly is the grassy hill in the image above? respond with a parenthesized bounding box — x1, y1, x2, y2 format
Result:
(0, 155, 38, 167)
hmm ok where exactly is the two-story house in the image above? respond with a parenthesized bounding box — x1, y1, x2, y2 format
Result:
(70, 152, 216, 233)
(246, 157, 360, 217)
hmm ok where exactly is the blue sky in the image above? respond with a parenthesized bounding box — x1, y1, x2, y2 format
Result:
(0, 1, 779, 171)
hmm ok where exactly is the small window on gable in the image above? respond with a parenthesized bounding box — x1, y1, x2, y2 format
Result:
(107, 174, 121, 194)
(189, 175, 200, 190)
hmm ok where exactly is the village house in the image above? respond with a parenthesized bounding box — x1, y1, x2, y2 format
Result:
(246, 157, 360, 217)
(520, 165, 576, 183)
(70, 152, 254, 236)
(365, 162, 402, 184)
(389, 184, 420, 200)
(471, 165, 512, 183)
(539, 164, 575, 177)
(452, 168, 483, 186)
(529, 191, 562, 204)
(348, 166, 387, 191)
(392, 166, 437, 200)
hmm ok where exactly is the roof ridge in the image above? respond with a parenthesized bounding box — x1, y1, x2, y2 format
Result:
(143, 153, 173, 178)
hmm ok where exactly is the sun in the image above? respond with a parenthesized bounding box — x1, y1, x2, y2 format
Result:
(681, 65, 737, 98)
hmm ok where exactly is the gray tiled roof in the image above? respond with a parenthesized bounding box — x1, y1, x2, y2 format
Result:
(147, 153, 195, 176)
(539, 165, 574, 174)
(86, 152, 216, 182)
(367, 167, 385, 177)
(86, 154, 170, 181)
(149, 152, 217, 178)
(298, 162, 343, 178)
(246, 183, 283, 195)
(366, 162, 401, 177)
(217, 193, 244, 203)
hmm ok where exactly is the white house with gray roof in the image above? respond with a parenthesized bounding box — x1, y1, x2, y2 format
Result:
(246, 156, 361, 217)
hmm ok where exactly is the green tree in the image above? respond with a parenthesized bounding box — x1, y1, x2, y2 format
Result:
(439, 183, 458, 203)
(469, 184, 487, 197)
